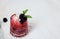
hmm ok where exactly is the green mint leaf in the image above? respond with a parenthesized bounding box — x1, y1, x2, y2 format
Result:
(23, 9, 28, 14)
(26, 15, 32, 18)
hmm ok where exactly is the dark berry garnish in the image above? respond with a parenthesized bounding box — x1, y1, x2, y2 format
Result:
(19, 14, 27, 24)
(19, 9, 32, 24)
(19, 14, 24, 19)
(20, 17, 27, 24)
(3, 18, 8, 22)
(24, 16, 27, 20)
(20, 19, 25, 24)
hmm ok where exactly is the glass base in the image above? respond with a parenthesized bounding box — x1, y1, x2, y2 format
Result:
(10, 30, 28, 37)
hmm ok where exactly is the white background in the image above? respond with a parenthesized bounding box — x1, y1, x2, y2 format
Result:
(0, 0, 60, 39)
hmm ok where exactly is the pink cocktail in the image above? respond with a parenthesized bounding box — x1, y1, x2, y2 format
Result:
(10, 14, 28, 37)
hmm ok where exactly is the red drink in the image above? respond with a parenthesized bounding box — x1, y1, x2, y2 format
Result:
(10, 14, 28, 37)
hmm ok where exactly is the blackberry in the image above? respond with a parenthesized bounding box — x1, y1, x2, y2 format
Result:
(19, 14, 24, 19)
(3, 18, 8, 22)
(19, 14, 27, 24)
(20, 19, 25, 24)
(24, 16, 27, 20)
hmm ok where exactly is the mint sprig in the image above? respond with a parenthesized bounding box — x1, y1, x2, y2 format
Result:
(22, 9, 32, 18)
(23, 9, 28, 15)
(26, 15, 32, 18)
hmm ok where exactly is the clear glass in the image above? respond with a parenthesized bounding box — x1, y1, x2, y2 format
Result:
(10, 14, 28, 37)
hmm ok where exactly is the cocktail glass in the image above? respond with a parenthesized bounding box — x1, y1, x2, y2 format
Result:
(10, 14, 28, 37)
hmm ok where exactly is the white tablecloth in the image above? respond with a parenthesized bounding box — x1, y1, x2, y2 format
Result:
(0, 0, 60, 39)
